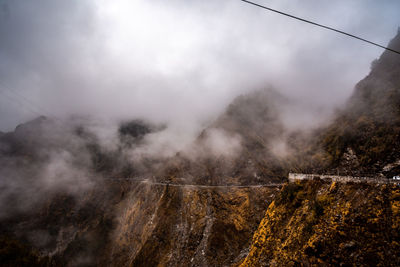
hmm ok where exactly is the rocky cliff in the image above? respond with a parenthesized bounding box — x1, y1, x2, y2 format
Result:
(1, 31, 400, 267)
(240, 179, 400, 266)
(0, 181, 279, 266)
(306, 30, 400, 176)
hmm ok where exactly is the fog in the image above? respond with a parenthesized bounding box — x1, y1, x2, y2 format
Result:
(0, 0, 399, 133)
(0, 4, 399, 263)
(0, 0, 399, 203)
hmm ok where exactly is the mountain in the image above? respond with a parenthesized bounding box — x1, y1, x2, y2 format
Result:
(159, 88, 290, 186)
(0, 172, 280, 266)
(1, 31, 400, 266)
(313, 30, 400, 176)
(238, 30, 400, 267)
(240, 179, 400, 266)
(0, 114, 282, 266)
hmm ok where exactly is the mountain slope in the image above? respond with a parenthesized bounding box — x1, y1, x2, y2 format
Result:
(106, 184, 279, 267)
(159, 88, 290, 186)
(316, 30, 400, 176)
(1, 30, 400, 267)
(280, 30, 400, 177)
(240, 179, 400, 266)
(0, 180, 279, 266)
(239, 30, 400, 267)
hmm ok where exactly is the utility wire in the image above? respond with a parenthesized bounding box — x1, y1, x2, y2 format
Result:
(1, 84, 48, 115)
(0, 80, 49, 116)
(0, 89, 43, 117)
(238, 0, 400, 55)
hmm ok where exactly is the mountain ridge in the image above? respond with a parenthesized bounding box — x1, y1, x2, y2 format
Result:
(1, 31, 400, 266)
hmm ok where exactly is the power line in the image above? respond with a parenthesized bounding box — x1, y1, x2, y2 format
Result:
(0, 83, 48, 114)
(0, 80, 49, 116)
(0, 89, 43, 117)
(238, 0, 400, 55)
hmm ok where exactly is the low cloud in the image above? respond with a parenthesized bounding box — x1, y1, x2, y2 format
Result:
(40, 150, 94, 194)
(0, 0, 399, 216)
(183, 128, 242, 160)
(0, 0, 399, 135)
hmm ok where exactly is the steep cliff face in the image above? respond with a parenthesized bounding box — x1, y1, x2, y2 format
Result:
(240, 179, 400, 266)
(103, 184, 279, 267)
(0, 181, 128, 266)
(0, 103, 283, 266)
(311, 31, 400, 176)
(0, 179, 279, 266)
(2, 29, 400, 267)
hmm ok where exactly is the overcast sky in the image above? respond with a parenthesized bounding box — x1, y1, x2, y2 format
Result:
(0, 0, 399, 131)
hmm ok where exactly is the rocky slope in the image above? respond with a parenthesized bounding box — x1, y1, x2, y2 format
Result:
(238, 32, 400, 267)
(105, 184, 279, 267)
(0, 116, 282, 266)
(294, 29, 400, 176)
(240, 179, 400, 266)
(1, 30, 400, 267)
(0, 181, 279, 266)
(159, 88, 290, 186)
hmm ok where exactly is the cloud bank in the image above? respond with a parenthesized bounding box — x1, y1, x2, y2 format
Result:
(0, 0, 399, 135)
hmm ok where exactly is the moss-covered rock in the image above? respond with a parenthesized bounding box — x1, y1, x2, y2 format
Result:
(240, 180, 400, 267)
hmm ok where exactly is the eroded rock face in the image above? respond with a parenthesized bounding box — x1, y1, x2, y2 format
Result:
(309, 31, 400, 176)
(1, 180, 279, 266)
(105, 184, 279, 267)
(240, 179, 400, 267)
(2, 27, 400, 267)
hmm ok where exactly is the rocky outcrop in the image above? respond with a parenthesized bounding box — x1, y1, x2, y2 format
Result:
(0, 180, 279, 266)
(240, 179, 400, 266)
(104, 183, 279, 267)
(311, 30, 400, 176)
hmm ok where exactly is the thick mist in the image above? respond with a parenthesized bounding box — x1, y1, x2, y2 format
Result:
(0, 0, 399, 134)
(0, 4, 400, 265)
(0, 1, 399, 209)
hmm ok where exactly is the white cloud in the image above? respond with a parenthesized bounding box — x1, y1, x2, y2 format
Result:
(0, 0, 399, 134)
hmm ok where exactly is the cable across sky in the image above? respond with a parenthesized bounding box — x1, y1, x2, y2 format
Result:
(238, 0, 400, 55)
